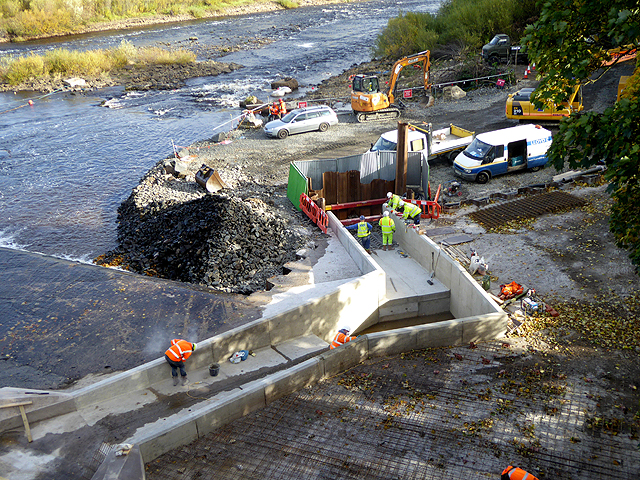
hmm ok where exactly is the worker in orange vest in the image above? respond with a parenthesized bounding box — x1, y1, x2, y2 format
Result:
(501, 466, 540, 480)
(269, 102, 279, 122)
(330, 327, 356, 349)
(278, 98, 287, 117)
(165, 338, 197, 386)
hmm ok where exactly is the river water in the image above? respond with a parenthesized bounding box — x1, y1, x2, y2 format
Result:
(0, 0, 441, 262)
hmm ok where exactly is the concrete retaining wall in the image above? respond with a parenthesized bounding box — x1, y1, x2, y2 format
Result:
(133, 314, 506, 463)
(74, 212, 386, 410)
(388, 210, 501, 319)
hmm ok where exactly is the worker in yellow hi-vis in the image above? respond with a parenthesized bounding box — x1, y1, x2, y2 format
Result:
(379, 210, 396, 251)
(399, 200, 422, 226)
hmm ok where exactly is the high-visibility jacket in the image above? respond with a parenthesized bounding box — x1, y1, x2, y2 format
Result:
(379, 216, 396, 234)
(330, 331, 356, 349)
(389, 194, 401, 210)
(357, 221, 371, 237)
(501, 466, 539, 480)
(279, 101, 287, 115)
(269, 104, 279, 116)
(165, 339, 194, 363)
(402, 202, 422, 219)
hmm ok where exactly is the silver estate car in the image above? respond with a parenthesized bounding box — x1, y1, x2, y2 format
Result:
(264, 105, 339, 139)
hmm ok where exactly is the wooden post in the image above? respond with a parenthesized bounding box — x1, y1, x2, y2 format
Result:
(0, 401, 33, 442)
(395, 122, 408, 196)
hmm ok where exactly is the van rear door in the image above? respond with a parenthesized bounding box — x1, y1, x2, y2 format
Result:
(507, 139, 527, 171)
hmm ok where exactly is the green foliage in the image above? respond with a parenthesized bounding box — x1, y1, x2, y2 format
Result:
(0, 53, 45, 84)
(0, 0, 237, 38)
(526, 0, 640, 272)
(0, 40, 195, 85)
(277, 0, 298, 9)
(374, 11, 439, 59)
(373, 0, 539, 60)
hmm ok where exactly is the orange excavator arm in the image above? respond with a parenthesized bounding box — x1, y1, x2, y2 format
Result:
(387, 50, 431, 104)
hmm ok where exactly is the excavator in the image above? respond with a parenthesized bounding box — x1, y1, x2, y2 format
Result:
(351, 50, 431, 123)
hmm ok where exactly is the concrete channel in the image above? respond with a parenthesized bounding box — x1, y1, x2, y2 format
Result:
(0, 208, 507, 480)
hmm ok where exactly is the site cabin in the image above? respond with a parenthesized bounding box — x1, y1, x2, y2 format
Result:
(453, 124, 552, 184)
(369, 124, 474, 164)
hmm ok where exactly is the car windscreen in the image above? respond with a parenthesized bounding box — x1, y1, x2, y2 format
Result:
(463, 138, 493, 160)
(371, 137, 397, 152)
(281, 111, 297, 123)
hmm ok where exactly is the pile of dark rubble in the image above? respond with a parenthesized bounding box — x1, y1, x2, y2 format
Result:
(95, 162, 309, 294)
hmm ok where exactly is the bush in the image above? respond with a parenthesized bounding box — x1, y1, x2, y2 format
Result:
(1, 54, 45, 84)
(374, 0, 540, 60)
(277, 0, 298, 8)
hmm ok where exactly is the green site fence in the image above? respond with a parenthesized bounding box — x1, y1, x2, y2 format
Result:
(287, 162, 308, 211)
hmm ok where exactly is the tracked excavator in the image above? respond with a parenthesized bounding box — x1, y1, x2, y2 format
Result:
(351, 50, 431, 123)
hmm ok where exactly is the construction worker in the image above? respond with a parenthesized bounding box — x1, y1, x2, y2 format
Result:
(399, 200, 422, 226)
(346, 215, 373, 253)
(386, 191, 402, 211)
(501, 466, 540, 480)
(165, 338, 197, 386)
(330, 327, 356, 349)
(269, 102, 279, 122)
(278, 98, 287, 117)
(379, 210, 396, 251)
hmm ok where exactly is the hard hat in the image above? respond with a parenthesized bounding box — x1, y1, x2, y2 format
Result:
(398, 200, 405, 207)
(192, 343, 197, 351)
(383, 211, 389, 217)
(339, 326, 350, 333)
(387, 192, 392, 198)
(359, 215, 365, 220)
(279, 98, 284, 102)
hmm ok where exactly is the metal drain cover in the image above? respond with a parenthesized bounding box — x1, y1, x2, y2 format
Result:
(468, 191, 586, 229)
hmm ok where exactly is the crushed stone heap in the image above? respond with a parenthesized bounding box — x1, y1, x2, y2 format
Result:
(95, 165, 307, 294)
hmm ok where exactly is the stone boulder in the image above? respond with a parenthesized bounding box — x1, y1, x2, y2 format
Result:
(271, 77, 299, 91)
(442, 85, 466, 100)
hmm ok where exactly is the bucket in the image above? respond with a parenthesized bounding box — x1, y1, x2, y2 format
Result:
(209, 363, 220, 377)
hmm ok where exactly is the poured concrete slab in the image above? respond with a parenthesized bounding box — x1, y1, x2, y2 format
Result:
(273, 334, 329, 361)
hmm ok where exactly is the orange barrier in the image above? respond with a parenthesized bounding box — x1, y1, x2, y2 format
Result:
(300, 193, 329, 233)
(408, 185, 442, 219)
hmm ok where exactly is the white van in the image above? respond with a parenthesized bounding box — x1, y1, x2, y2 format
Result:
(453, 124, 552, 183)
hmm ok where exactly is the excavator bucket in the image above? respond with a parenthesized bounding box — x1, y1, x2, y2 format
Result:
(195, 164, 227, 193)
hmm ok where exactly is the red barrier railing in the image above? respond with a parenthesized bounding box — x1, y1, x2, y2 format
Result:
(300, 193, 329, 233)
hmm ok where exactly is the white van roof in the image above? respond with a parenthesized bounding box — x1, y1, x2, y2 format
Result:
(475, 124, 551, 146)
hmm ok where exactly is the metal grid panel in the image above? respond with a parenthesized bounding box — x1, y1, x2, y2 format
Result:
(146, 340, 640, 480)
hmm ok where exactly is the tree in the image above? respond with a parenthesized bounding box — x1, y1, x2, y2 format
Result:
(523, 0, 640, 270)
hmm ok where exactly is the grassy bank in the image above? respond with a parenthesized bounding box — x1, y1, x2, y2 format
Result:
(0, 40, 195, 85)
(0, 0, 302, 41)
(373, 0, 539, 60)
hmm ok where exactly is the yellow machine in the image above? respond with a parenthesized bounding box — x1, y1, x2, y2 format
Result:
(506, 83, 583, 121)
(351, 50, 431, 123)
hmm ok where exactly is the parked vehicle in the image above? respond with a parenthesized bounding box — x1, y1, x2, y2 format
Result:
(506, 83, 583, 121)
(264, 105, 338, 139)
(453, 124, 552, 183)
(369, 123, 475, 164)
(351, 50, 431, 122)
(482, 34, 528, 65)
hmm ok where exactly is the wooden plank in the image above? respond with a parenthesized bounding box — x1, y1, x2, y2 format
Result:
(0, 401, 33, 409)
(19, 405, 33, 442)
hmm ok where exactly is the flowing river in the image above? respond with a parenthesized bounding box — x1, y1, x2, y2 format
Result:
(0, 0, 441, 262)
